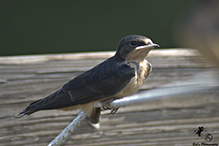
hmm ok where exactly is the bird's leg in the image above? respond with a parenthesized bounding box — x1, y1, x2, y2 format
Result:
(88, 107, 101, 129)
(101, 98, 119, 115)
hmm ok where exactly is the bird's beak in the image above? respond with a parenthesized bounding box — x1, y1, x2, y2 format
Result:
(151, 43, 160, 48)
(136, 43, 160, 50)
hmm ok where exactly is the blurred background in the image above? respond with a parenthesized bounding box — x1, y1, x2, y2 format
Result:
(0, 0, 200, 56)
(1, 1, 219, 145)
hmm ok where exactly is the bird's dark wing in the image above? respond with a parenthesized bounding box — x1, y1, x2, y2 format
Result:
(62, 57, 136, 104)
(16, 57, 135, 117)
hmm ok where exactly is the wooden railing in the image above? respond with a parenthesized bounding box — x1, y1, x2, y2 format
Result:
(1, 49, 219, 146)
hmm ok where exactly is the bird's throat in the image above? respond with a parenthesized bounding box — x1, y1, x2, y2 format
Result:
(125, 48, 151, 63)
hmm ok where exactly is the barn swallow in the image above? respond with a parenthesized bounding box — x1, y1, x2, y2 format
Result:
(17, 35, 159, 118)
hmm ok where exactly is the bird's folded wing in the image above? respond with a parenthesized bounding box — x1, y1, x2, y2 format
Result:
(62, 59, 136, 105)
(24, 59, 136, 112)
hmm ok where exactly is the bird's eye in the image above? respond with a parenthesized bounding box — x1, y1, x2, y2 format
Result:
(130, 41, 137, 46)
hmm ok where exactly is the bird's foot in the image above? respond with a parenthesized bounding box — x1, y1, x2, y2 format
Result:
(101, 98, 119, 114)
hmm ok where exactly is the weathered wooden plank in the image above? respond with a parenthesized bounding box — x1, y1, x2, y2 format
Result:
(0, 49, 218, 146)
(0, 49, 199, 64)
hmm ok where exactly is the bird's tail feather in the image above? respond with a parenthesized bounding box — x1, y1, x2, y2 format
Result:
(16, 100, 41, 118)
(16, 108, 38, 118)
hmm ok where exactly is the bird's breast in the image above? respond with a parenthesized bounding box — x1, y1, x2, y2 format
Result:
(114, 59, 152, 98)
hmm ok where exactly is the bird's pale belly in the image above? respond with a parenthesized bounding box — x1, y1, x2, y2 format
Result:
(114, 60, 151, 98)
(113, 74, 144, 98)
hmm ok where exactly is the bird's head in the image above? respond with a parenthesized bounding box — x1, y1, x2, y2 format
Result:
(115, 35, 159, 62)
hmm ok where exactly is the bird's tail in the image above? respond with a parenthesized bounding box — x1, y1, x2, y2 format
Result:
(16, 89, 76, 118)
(16, 100, 41, 118)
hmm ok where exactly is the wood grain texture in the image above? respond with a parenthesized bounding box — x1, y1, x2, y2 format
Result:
(0, 49, 219, 146)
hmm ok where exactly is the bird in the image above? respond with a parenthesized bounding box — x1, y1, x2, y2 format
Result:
(17, 35, 159, 118)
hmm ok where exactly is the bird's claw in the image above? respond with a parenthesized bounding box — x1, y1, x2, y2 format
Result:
(110, 108, 119, 115)
(101, 98, 119, 114)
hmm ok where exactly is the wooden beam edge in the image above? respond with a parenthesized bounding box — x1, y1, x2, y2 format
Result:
(0, 49, 200, 64)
